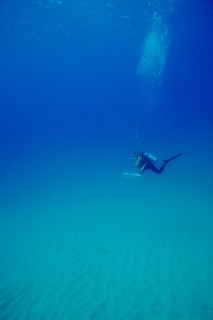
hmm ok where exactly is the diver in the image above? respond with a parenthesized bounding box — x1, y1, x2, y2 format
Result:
(133, 152, 183, 175)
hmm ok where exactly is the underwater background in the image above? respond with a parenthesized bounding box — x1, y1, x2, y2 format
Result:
(0, 0, 213, 319)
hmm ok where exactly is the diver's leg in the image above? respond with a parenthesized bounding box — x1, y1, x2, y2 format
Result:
(148, 162, 166, 174)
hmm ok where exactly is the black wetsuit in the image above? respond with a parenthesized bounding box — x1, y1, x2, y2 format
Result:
(134, 152, 183, 175)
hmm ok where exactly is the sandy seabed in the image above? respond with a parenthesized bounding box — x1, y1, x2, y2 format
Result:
(0, 190, 213, 320)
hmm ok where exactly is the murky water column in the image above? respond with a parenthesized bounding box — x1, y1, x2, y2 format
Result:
(137, 1, 173, 106)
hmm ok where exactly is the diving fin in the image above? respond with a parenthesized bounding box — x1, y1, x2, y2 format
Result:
(164, 152, 183, 164)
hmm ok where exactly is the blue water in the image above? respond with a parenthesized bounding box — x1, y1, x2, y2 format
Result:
(0, 0, 213, 319)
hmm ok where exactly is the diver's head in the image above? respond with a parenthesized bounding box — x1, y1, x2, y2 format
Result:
(133, 152, 145, 158)
(133, 152, 138, 158)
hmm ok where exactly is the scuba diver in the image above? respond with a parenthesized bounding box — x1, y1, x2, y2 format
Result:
(133, 152, 183, 175)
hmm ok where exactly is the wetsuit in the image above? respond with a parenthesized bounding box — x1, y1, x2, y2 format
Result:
(134, 152, 183, 175)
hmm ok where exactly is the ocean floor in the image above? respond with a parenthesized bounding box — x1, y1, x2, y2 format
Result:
(0, 178, 213, 320)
